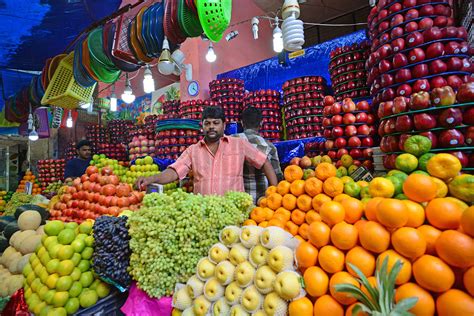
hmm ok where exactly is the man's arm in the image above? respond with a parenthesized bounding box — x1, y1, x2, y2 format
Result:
(135, 168, 179, 190)
(262, 160, 278, 186)
(64, 160, 75, 179)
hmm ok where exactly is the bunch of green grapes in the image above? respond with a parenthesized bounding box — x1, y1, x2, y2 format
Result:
(127, 190, 253, 298)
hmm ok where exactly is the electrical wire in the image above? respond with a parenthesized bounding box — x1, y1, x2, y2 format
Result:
(228, 15, 367, 28)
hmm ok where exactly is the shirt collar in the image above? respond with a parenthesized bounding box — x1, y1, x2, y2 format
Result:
(199, 135, 229, 146)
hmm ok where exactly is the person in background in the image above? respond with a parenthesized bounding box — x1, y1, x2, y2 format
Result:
(136, 106, 278, 195)
(234, 107, 283, 203)
(64, 140, 92, 179)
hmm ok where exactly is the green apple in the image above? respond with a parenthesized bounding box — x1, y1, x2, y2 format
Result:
(229, 244, 249, 266)
(220, 226, 241, 246)
(203, 277, 224, 302)
(240, 226, 262, 248)
(267, 246, 294, 273)
(249, 245, 269, 267)
(214, 260, 235, 285)
(234, 261, 255, 287)
(186, 275, 204, 299)
(212, 297, 230, 316)
(241, 285, 263, 313)
(208, 243, 229, 264)
(273, 271, 302, 300)
(172, 287, 192, 310)
(197, 258, 215, 281)
(255, 265, 276, 294)
(263, 292, 288, 316)
(224, 281, 242, 305)
(193, 295, 211, 316)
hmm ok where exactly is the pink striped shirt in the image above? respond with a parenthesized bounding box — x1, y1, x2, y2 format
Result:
(169, 136, 268, 196)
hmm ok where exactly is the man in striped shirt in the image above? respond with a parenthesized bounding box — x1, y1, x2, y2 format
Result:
(235, 107, 283, 203)
(136, 106, 278, 196)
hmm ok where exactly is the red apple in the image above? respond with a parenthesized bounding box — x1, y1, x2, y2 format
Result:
(420, 131, 438, 148)
(349, 149, 362, 159)
(457, 83, 474, 103)
(425, 42, 445, 59)
(357, 124, 371, 135)
(392, 38, 406, 52)
(362, 137, 374, 147)
(379, 59, 392, 73)
(395, 69, 412, 83)
(412, 63, 429, 78)
(337, 148, 349, 159)
(324, 95, 335, 106)
(406, 31, 424, 47)
(404, 8, 419, 20)
(433, 16, 448, 27)
(343, 113, 356, 125)
(393, 96, 409, 113)
(348, 136, 362, 147)
(412, 79, 430, 92)
(363, 148, 373, 159)
(408, 48, 426, 63)
(414, 113, 437, 130)
(355, 112, 368, 123)
(332, 126, 344, 138)
(393, 53, 408, 68)
(332, 115, 343, 126)
(447, 75, 463, 90)
(465, 126, 474, 145)
(438, 129, 465, 147)
(396, 115, 414, 132)
(335, 137, 347, 148)
(325, 140, 334, 149)
(391, 14, 404, 28)
(405, 21, 419, 33)
(342, 98, 356, 113)
(418, 17, 434, 30)
(345, 125, 358, 137)
(381, 74, 395, 87)
(410, 91, 431, 110)
(332, 103, 342, 114)
(389, 3, 402, 14)
(391, 27, 404, 39)
(403, 0, 416, 8)
(357, 101, 370, 111)
(430, 76, 448, 89)
(463, 106, 474, 125)
(423, 27, 443, 42)
(429, 60, 448, 74)
(399, 134, 411, 151)
(382, 88, 396, 101)
(457, 27, 468, 40)
(444, 42, 460, 55)
(419, 5, 434, 16)
(378, 44, 393, 59)
(430, 86, 456, 106)
(438, 107, 463, 128)
(446, 57, 463, 72)
(450, 151, 469, 167)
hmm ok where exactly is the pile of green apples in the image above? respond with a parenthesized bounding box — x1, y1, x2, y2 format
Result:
(121, 156, 160, 186)
(172, 226, 304, 315)
(23, 220, 110, 316)
(89, 155, 128, 178)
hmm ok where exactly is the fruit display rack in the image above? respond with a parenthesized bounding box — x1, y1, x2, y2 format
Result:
(106, 119, 134, 145)
(154, 119, 202, 161)
(86, 124, 108, 153)
(318, 97, 376, 170)
(64, 142, 77, 161)
(161, 100, 180, 119)
(282, 76, 328, 140)
(243, 90, 282, 142)
(179, 99, 217, 120)
(128, 135, 156, 161)
(97, 143, 128, 161)
(37, 159, 66, 189)
(329, 41, 371, 101)
(210, 78, 245, 123)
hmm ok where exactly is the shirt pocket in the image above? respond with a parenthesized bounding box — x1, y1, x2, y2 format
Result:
(221, 152, 242, 177)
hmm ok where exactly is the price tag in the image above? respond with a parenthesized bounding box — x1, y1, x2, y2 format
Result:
(24, 181, 33, 195)
(350, 166, 374, 182)
(288, 50, 305, 59)
(147, 183, 164, 194)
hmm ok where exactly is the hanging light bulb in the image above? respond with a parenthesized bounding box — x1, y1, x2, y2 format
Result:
(81, 96, 93, 109)
(273, 18, 284, 53)
(110, 85, 117, 112)
(251, 17, 260, 39)
(206, 42, 217, 63)
(28, 126, 39, 141)
(121, 74, 136, 104)
(143, 64, 155, 93)
(27, 111, 34, 131)
(158, 37, 174, 75)
(66, 110, 73, 128)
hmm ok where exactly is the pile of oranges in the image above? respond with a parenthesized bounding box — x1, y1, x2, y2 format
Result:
(16, 171, 42, 195)
(245, 161, 474, 316)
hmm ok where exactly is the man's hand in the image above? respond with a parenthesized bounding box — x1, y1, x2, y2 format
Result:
(134, 169, 179, 190)
(135, 176, 155, 191)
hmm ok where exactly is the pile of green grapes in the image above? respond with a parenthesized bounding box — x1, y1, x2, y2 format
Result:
(127, 190, 253, 298)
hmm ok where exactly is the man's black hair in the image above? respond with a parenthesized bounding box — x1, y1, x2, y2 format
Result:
(76, 139, 92, 150)
(202, 106, 225, 122)
(241, 107, 262, 129)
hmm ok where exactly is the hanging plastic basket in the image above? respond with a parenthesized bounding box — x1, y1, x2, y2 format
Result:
(197, 0, 232, 42)
(41, 52, 96, 109)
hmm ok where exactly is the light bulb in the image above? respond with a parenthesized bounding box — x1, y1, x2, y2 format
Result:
(28, 128, 39, 141)
(66, 110, 73, 128)
(80, 101, 90, 109)
(143, 65, 155, 93)
(122, 77, 136, 104)
(273, 26, 284, 53)
(110, 93, 117, 112)
(251, 17, 259, 40)
(206, 43, 216, 63)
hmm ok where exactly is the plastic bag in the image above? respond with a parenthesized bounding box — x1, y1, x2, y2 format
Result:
(121, 283, 173, 316)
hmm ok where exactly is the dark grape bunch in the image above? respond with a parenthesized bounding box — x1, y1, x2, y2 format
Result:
(92, 216, 132, 290)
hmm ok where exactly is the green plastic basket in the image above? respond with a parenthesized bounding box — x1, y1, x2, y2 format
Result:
(197, 0, 232, 42)
(88, 28, 121, 83)
(178, 0, 203, 38)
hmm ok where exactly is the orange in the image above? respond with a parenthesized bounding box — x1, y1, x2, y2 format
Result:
(265, 185, 277, 197)
(267, 218, 285, 229)
(290, 179, 306, 196)
(320, 201, 345, 227)
(426, 153, 462, 180)
(359, 221, 390, 253)
(403, 200, 425, 228)
(295, 235, 305, 243)
(295, 241, 318, 268)
(345, 246, 375, 278)
(413, 255, 454, 293)
(267, 193, 283, 210)
(243, 219, 257, 226)
(304, 266, 329, 297)
(463, 266, 474, 296)
(375, 198, 408, 229)
(354, 219, 367, 232)
(329, 271, 359, 305)
(282, 194, 297, 211)
(305, 210, 321, 224)
(259, 197, 268, 208)
(461, 206, 474, 237)
(368, 177, 395, 198)
(272, 213, 289, 224)
(402, 174, 437, 202)
(333, 194, 351, 202)
(395, 283, 435, 316)
(284, 165, 304, 183)
(298, 223, 310, 240)
(291, 209, 306, 225)
(318, 245, 345, 274)
(436, 289, 474, 316)
(277, 180, 291, 195)
(364, 197, 384, 222)
(285, 221, 299, 236)
(297, 194, 313, 212)
(304, 178, 323, 197)
(341, 197, 364, 224)
(435, 230, 474, 268)
(308, 221, 330, 248)
(330, 222, 358, 250)
(275, 208, 291, 222)
(312, 194, 332, 211)
(345, 303, 368, 316)
(289, 296, 313, 316)
(315, 163, 337, 181)
(250, 207, 267, 223)
(258, 221, 268, 228)
(313, 295, 344, 316)
(263, 207, 274, 221)
(417, 225, 441, 255)
(323, 177, 344, 198)
(378, 250, 412, 285)
(391, 227, 427, 260)
(425, 198, 463, 230)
